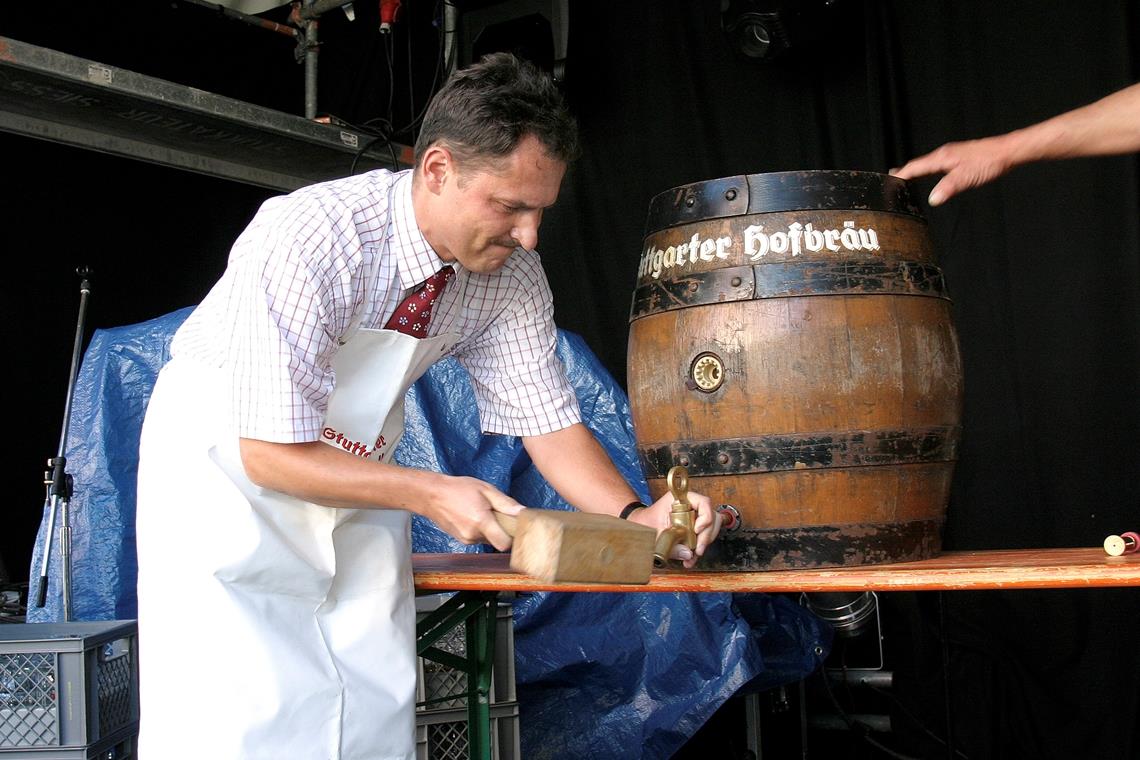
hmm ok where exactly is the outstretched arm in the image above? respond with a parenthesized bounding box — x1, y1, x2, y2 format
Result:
(892, 82, 1140, 205)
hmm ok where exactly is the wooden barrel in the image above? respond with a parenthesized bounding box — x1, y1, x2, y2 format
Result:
(627, 171, 963, 570)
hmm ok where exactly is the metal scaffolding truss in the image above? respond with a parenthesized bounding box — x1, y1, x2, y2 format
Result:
(0, 34, 413, 191)
(0, 0, 575, 191)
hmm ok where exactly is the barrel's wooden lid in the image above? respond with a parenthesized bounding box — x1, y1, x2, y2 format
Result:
(645, 170, 922, 235)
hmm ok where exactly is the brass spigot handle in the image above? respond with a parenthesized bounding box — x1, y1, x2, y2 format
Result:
(653, 466, 697, 567)
(667, 466, 691, 512)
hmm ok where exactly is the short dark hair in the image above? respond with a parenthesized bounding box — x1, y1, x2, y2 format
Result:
(414, 52, 579, 172)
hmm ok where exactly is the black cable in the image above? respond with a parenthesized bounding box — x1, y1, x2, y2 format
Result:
(392, 0, 446, 139)
(840, 641, 857, 714)
(384, 31, 396, 126)
(349, 129, 400, 175)
(823, 601, 970, 760)
(815, 662, 920, 760)
(361, 114, 395, 133)
(865, 684, 970, 760)
(337, 0, 448, 172)
(406, 0, 416, 127)
(813, 651, 922, 760)
(386, 139, 399, 172)
(939, 592, 956, 760)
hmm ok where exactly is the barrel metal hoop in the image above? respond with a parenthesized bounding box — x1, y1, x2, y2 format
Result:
(630, 260, 949, 319)
(638, 426, 960, 478)
(644, 171, 922, 234)
(699, 519, 943, 571)
(644, 175, 750, 235)
(746, 171, 921, 218)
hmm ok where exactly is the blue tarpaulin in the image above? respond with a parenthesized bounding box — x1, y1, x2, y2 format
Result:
(30, 308, 829, 758)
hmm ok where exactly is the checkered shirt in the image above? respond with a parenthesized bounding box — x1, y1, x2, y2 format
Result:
(171, 169, 581, 441)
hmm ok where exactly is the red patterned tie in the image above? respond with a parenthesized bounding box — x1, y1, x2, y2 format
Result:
(384, 265, 455, 338)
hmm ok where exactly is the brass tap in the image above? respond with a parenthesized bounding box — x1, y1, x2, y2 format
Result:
(652, 466, 698, 568)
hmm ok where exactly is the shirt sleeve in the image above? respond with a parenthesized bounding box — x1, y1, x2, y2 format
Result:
(173, 193, 372, 442)
(454, 252, 582, 437)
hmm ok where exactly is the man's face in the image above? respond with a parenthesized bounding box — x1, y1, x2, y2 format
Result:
(429, 135, 566, 273)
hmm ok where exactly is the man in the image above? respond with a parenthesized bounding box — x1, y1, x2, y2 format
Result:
(136, 53, 721, 759)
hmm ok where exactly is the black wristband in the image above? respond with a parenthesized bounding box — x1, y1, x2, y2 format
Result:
(619, 501, 648, 520)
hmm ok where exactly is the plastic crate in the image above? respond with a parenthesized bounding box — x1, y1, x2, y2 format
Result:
(415, 702, 519, 760)
(415, 595, 518, 760)
(0, 621, 138, 759)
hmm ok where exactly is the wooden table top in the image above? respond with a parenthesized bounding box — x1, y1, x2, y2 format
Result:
(413, 548, 1140, 593)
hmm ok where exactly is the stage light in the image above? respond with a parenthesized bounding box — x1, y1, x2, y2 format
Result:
(721, 3, 792, 60)
(720, 0, 841, 61)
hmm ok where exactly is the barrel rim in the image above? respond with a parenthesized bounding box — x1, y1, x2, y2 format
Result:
(644, 170, 923, 236)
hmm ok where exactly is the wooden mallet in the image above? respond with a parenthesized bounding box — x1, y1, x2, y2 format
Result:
(495, 510, 656, 584)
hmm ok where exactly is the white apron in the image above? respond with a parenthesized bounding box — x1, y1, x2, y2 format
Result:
(137, 313, 457, 759)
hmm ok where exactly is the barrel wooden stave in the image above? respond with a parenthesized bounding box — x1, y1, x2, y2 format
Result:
(629, 296, 962, 446)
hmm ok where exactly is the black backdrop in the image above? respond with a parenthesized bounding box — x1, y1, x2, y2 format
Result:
(2, 2, 1138, 758)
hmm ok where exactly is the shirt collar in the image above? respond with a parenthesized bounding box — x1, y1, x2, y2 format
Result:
(390, 171, 463, 290)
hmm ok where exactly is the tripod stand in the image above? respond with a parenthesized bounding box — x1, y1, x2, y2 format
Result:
(35, 267, 93, 622)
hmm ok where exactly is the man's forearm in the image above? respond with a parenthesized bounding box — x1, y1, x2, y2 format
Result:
(523, 423, 723, 565)
(238, 438, 520, 549)
(239, 438, 442, 510)
(521, 423, 639, 515)
(1009, 81, 1140, 165)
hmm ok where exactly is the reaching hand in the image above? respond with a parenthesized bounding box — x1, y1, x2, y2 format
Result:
(423, 476, 523, 551)
(893, 83, 1140, 206)
(891, 135, 1015, 206)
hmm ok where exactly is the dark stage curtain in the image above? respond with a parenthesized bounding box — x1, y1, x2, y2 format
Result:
(534, 2, 1140, 758)
(4, 1, 1138, 757)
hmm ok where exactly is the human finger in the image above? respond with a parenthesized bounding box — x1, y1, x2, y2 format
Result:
(639, 490, 676, 532)
(668, 542, 694, 563)
(928, 162, 998, 206)
(926, 175, 957, 206)
(890, 149, 950, 181)
(486, 490, 525, 517)
(688, 491, 716, 535)
(693, 511, 724, 562)
(475, 486, 522, 550)
(674, 490, 721, 568)
(480, 509, 514, 552)
(686, 499, 724, 568)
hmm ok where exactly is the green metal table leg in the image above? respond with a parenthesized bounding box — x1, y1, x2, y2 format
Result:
(416, 589, 499, 760)
(465, 592, 496, 760)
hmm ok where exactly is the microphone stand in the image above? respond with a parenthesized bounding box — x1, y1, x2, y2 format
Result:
(36, 267, 93, 621)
